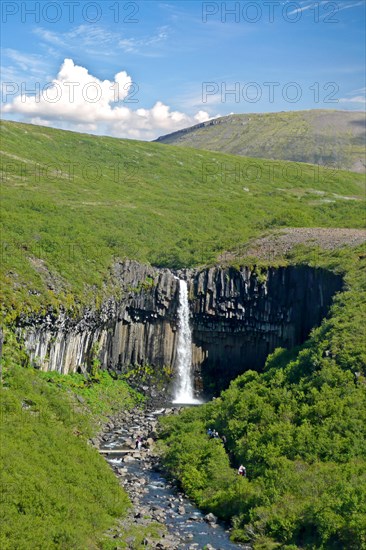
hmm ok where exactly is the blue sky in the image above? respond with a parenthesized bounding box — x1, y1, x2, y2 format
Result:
(1, 0, 365, 139)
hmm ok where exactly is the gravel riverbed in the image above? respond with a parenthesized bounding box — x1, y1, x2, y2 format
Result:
(93, 406, 250, 550)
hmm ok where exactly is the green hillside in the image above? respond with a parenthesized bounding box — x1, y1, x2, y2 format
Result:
(1, 119, 366, 549)
(0, 329, 165, 549)
(1, 119, 365, 316)
(156, 110, 366, 173)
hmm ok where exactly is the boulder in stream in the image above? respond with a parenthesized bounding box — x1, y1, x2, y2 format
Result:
(204, 512, 218, 524)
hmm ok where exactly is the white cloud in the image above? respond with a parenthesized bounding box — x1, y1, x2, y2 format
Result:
(339, 96, 366, 105)
(33, 24, 170, 57)
(287, 3, 316, 16)
(118, 26, 169, 53)
(1, 48, 50, 81)
(194, 110, 213, 123)
(339, 88, 366, 105)
(3, 59, 215, 140)
(33, 28, 66, 47)
(287, 0, 364, 16)
(352, 87, 366, 94)
(336, 1, 365, 12)
(287, 0, 329, 16)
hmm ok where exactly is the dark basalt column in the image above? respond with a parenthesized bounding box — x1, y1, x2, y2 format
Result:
(189, 266, 342, 394)
(19, 261, 342, 394)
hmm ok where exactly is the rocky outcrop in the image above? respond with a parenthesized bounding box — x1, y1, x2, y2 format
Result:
(19, 260, 343, 393)
(189, 265, 342, 392)
(19, 260, 180, 374)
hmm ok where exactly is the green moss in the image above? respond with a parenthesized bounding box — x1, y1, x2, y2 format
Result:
(121, 362, 173, 391)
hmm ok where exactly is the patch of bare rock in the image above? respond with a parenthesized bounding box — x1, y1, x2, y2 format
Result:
(220, 228, 366, 263)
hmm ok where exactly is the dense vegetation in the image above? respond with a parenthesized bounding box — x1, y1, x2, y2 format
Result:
(0, 330, 164, 549)
(156, 110, 366, 173)
(158, 247, 366, 549)
(1, 119, 364, 317)
(1, 120, 365, 549)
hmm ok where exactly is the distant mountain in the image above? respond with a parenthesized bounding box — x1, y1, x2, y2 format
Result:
(155, 110, 366, 173)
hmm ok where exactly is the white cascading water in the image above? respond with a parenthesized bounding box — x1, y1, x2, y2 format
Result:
(173, 279, 201, 404)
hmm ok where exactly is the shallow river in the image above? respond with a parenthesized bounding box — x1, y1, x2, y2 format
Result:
(102, 408, 245, 549)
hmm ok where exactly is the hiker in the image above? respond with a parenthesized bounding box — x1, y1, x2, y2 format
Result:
(238, 465, 246, 477)
(221, 434, 227, 445)
(135, 436, 142, 451)
(207, 428, 213, 438)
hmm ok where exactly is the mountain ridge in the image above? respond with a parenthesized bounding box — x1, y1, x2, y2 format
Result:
(155, 109, 366, 173)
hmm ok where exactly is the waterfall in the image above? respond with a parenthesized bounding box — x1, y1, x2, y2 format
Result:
(173, 279, 200, 404)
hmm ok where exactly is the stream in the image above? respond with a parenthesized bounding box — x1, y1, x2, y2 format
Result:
(98, 406, 248, 550)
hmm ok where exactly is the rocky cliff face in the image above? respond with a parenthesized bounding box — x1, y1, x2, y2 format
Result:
(19, 260, 342, 394)
(19, 260, 180, 375)
(189, 265, 342, 392)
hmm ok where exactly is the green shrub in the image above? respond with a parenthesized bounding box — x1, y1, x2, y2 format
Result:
(0, 331, 146, 549)
(158, 248, 366, 549)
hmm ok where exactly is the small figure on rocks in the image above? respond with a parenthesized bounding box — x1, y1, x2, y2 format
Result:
(238, 465, 246, 477)
(135, 436, 142, 451)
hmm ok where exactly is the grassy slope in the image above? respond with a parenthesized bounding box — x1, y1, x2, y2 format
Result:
(155, 110, 366, 173)
(1, 119, 365, 316)
(0, 331, 166, 549)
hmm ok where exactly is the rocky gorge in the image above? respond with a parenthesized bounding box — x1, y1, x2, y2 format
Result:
(18, 260, 343, 396)
(96, 405, 249, 549)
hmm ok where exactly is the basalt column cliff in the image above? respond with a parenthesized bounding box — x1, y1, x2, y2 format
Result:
(189, 265, 342, 392)
(20, 260, 342, 394)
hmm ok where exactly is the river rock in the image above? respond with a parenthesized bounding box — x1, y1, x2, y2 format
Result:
(96, 405, 242, 550)
(204, 512, 218, 524)
(123, 455, 135, 462)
